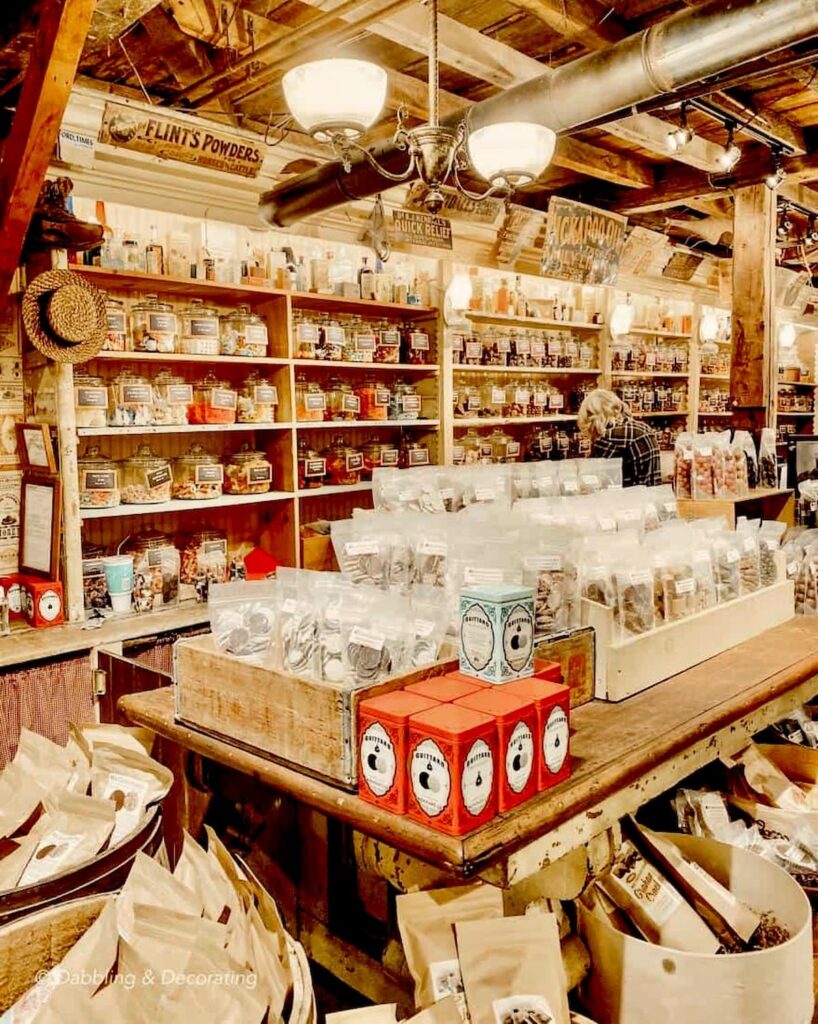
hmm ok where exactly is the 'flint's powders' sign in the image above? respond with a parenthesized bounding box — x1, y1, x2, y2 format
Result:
(541, 196, 628, 286)
(98, 103, 263, 179)
(392, 210, 453, 250)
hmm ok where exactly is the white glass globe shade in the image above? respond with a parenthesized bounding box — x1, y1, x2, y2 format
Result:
(283, 60, 387, 141)
(779, 322, 797, 349)
(699, 313, 719, 343)
(610, 302, 635, 338)
(447, 273, 473, 312)
(467, 122, 557, 187)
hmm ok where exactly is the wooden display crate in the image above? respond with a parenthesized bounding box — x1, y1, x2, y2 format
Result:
(583, 579, 795, 702)
(174, 635, 457, 788)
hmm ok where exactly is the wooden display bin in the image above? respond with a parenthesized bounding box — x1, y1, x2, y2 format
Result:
(174, 635, 457, 788)
(583, 578, 795, 702)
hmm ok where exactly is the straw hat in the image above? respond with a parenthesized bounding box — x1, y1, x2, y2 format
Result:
(22, 269, 107, 364)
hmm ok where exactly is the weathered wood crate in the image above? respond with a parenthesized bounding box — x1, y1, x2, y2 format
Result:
(583, 578, 795, 702)
(174, 635, 457, 788)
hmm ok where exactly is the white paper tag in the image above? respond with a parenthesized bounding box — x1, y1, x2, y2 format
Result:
(104, 771, 152, 846)
(675, 577, 695, 595)
(349, 626, 385, 652)
(419, 540, 448, 556)
(345, 539, 379, 556)
(19, 830, 85, 886)
(474, 487, 497, 501)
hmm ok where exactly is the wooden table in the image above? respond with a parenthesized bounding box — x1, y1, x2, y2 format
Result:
(119, 616, 818, 1004)
(676, 486, 794, 529)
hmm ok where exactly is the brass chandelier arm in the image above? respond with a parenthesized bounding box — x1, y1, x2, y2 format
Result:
(330, 134, 417, 180)
(451, 158, 506, 202)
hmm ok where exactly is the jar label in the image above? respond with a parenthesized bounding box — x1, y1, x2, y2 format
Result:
(452, 445, 465, 464)
(466, 341, 482, 360)
(82, 469, 116, 491)
(408, 448, 429, 466)
(514, 337, 530, 354)
(145, 465, 171, 490)
(342, 393, 361, 414)
(375, 389, 390, 407)
(401, 395, 421, 413)
(202, 539, 227, 555)
(491, 388, 506, 404)
(147, 549, 163, 567)
(305, 393, 326, 411)
(346, 452, 364, 472)
(566, 340, 579, 356)
(506, 721, 534, 794)
(530, 339, 545, 356)
(675, 577, 695, 595)
(514, 389, 530, 405)
(210, 388, 237, 410)
(325, 325, 345, 346)
(148, 312, 176, 332)
(361, 722, 396, 798)
(167, 384, 193, 404)
(247, 464, 272, 484)
(409, 332, 430, 350)
(526, 554, 562, 571)
(296, 323, 318, 343)
(503, 603, 533, 672)
(246, 323, 268, 345)
(533, 390, 548, 407)
(305, 458, 326, 478)
(380, 330, 400, 348)
(461, 738, 493, 815)
(549, 393, 564, 409)
(254, 385, 278, 405)
(410, 738, 451, 817)
(381, 449, 399, 467)
(120, 384, 153, 405)
(544, 705, 568, 774)
(478, 447, 493, 462)
(539, 434, 553, 452)
(507, 441, 521, 457)
(346, 539, 379, 556)
(467, 394, 481, 411)
(106, 312, 126, 332)
(496, 337, 511, 353)
(355, 334, 377, 352)
(548, 338, 562, 354)
(76, 386, 107, 408)
(195, 465, 223, 485)
(451, 335, 464, 351)
(189, 317, 218, 338)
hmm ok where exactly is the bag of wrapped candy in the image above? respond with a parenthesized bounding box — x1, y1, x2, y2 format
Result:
(208, 580, 277, 660)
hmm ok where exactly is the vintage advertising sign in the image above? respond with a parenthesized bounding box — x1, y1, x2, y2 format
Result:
(392, 209, 453, 250)
(405, 183, 503, 225)
(662, 250, 703, 282)
(98, 102, 263, 179)
(541, 197, 628, 285)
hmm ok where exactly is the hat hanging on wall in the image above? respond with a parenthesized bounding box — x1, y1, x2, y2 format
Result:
(22, 269, 107, 364)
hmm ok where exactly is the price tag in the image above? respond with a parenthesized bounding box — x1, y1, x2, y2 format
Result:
(507, 441, 521, 457)
(408, 448, 430, 466)
(210, 388, 237, 410)
(514, 389, 530, 405)
(305, 393, 326, 411)
(549, 393, 565, 409)
(346, 453, 364, 472)
(167, 384, 193, 405)
(466, 341, 482, 360)
(305, 458, 326, 478)
(409, 332, 430, 350)
(380, 448, 399, 467)
(343, 393, 361, 414)
(247, 465, 272, 484)
(120, 385, 153, 405)
(491, 387, 506, 405)
(380, 329, 400, 348)
(76, 386, 107, 408)
(82, 470, 116, 491)
(195, 465, 224, 484)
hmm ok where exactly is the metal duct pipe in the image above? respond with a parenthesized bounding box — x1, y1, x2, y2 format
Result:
(259, 0, 818, 228)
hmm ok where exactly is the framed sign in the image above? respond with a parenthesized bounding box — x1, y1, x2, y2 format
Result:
(541, 197, 628, 285)
(392, 210, 453, 250)
(20, 475, 61, 578)
(16, 423, 56, 473)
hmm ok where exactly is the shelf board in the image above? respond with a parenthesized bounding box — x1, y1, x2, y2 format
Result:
(291, 292, 435, 318)
(467, 311, 602, 332)
(89, 350, 289, 367)
(700, 374, 731, 381)
(80, 490, 293, 521)
(776, 410, 815, 417)
(611, 370, 689, 379)
(632, 410, 689, 418)
(626, 327, 692, 339)
(453, 414, 577, 427)
(77, 422, 294, 437)
(778, 378, 817, 388)
(698, 411, 732, 417)
(453, 365, 601, 376)
(295, 419, 439, 429)
(297, 482, 374, 498)
(293, 359, 438, 373)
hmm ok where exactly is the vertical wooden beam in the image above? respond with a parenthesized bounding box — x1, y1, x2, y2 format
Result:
(731, 185, 776, 427)
(0, 0, 97, 296)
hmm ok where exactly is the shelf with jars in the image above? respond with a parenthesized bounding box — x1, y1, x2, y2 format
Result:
(80, 490, 294, 521)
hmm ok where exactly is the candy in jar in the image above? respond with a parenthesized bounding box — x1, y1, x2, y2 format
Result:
(125, 531, 180, 611)
(399, 439, 430, 468)
(104, 298, 128, 352)
(130, 294, 178, 353)
(179, 299, 220, 355)
(297, 439, 326, 490)
(375, 324, 401, 363)
(121, 445, 172, 504)
(323, 435, 363, 486)
(179, 528, 229, 587)
(238, 371, 278, 424)
(357, 378, 390, 421)
(153, 371, 191, 426)
(172, 443, 224, 500)
(74, 373, 108, 428)
(225, 445, 273, 495)
(219, 304, 269, 357)
(326, 377, 360, 421)
(389, 380, 422, 421)
(295, 374, 326, 422)
(402, 326, 431, 364)
(189, 373, 237, 425)
(78, 445, 120, 509)
(108, 372, 154, 427)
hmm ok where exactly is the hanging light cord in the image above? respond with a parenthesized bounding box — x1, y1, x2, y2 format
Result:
(428, 0, 439, 128)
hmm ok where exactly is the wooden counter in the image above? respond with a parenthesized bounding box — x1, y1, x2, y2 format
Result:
(676, 486, 794, 528)
(119, 615, 818, 883)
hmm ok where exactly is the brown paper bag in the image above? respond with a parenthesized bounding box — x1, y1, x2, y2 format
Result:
(120, 851, 204, 919)
(90, 743, 173, 847)
(397, 883, 504, 1011)
(456, 915, 570, 1024)
(246, 902, 291, 1020)
(729, 744, 809, 811)
(12, 729, 75, 792)
(326, 1005, 399, 1024)
(80, 723, 156, 756)
(405, 997, 464, 1024)
(174, 830, 240, 924)
(0, 762, 47, 840)
(119, 901, 228, 975)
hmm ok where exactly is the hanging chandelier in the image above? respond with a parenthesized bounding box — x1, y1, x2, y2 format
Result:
(281, 0, 556, 213)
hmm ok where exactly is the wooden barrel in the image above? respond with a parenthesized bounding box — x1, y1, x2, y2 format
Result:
(0, 806, 163, 926)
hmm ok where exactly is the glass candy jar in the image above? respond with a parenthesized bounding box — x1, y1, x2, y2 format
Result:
(104, 298, 128, 352)
(153, 371, 191, 426)
(73, 373, 108, 428)
(189, 373, 237, 424)
(108, 372, 154, 427)
(172, 443, 224, 500)
(238, 371, 278, 424)
(78, 445, 120, 510)
(295, 374, 326, 422)
(220, 304, 268, 357)
(225, 445, 273, 495)
(399, 438, 430, 469)
(179, 528, 228, 586)
(121, 444, 172, 504)
(326, 377, 360, 421)
(389, 380, 421, 421)
(130, 294, 177, 353)
(357, 377, 390, 421)
(297, 439, 326, 490)
(323, 435, 363, 486)
(180, 299, 220, 355)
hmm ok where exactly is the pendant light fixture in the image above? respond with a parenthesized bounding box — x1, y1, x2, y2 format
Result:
(282, 0, 555, 213)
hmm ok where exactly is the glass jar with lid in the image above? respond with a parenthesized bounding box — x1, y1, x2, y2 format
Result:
(295, 374, 326, 422)
(297, 439, 326, 490)
(78, 445, 120, 509)
(125, 531, 180, 611)
(509, 380, 532, 418)
(108, 371, 154, 427)
(189, 373, 237, 424)
(293, 311, 319, 359)
(121, 444, 172, 504)
(399, 438, 430, 469)
(524, 427, 547, 462)
(321, 317, 346, 361)
(180, 299, 220, 355)
(225, 445, 273, 495)
(344, 320, 377, 362)
(323, 435, 363, 486)
(402, 325, 432, 365)
(357, 377, 390, 421)
(463, 336, 483, 366)
(454, 383, 481, 419)
(360, 438, 399, 480)
(153, 370, 192, 426)
(104, 298, 128, 352)
(389, 380, 422, 421)
(74, 373, 108, 428)
(510, 331, 531, 367)
(375, 322, 401, 363)
(238, 371, 278, 423)
(460, 428, 493, 465)
(326, 377, 360, 421)
(481, 381, 506, 419)
(488, 428, 521, 463)
(179, 527, 228, 586)
(130, 294, 177, 353)
(220, 304, 268, 357)
(172, 443, 224, 500)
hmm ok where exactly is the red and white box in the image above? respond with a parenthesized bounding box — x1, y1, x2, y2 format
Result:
(502, 677, 571, 790)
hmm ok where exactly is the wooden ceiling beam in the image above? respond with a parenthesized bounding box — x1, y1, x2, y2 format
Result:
(502, 0, 627, 49)
(0, 0, 97, 296)
(695, 93, 806, 155)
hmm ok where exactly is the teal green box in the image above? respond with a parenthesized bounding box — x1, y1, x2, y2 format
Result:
(459, 584, 535, 684)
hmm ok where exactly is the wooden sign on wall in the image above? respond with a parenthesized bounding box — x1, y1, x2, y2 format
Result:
(404, 184, 503, 225)
(392, 209, 453, 250)
(541, 197, 627, 285)
(662, 251, 703, 281)
(98, 103, 263, 179)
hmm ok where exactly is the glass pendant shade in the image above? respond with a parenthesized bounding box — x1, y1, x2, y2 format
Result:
(699, 313, 719, 343)
(779, 322, 797, 349)
(283, 59, 388, 141)
(447, 272, 473, 311)
(610, 302, 635, 338)
(467, 122, 557, 187)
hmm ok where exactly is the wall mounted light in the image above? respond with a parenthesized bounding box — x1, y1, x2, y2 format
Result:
(716, 122, 742, 172)
(700, 312, 719, 343)
(610, 296, 635, 338)
(779, 322, 797, 348)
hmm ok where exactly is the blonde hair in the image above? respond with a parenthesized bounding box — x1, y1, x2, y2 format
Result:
(578, 389, 629, 442)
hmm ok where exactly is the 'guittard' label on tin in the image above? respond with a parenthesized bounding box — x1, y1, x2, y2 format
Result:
(544, 706, 568, 774)
(360, 722, 397, 797)
(411, 738, 451, 817)
(506, 721, 534, 794)
(503, 603, 534, 673)
(461, 739, 493, 816)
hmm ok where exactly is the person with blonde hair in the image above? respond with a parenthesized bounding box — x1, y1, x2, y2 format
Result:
(577, 388, 660, 487)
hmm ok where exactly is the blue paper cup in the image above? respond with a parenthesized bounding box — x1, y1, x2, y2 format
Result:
(102, 554, 134, 613)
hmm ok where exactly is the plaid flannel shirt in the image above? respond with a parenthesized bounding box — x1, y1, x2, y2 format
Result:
(591, 416, 661, 487)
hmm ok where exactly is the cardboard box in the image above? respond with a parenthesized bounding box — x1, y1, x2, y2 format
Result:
(459, 584, 535, 684)
(19, 575, 64, 628)
(579, 833, 813, 1024)
(533, 626, 595, 708)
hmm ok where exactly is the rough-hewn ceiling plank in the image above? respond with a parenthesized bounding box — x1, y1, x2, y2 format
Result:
(502, 0, 627, 49)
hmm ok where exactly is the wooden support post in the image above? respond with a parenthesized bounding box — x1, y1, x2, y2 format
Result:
(0, 0, 97, 296)
(731, 185, 777, 430)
